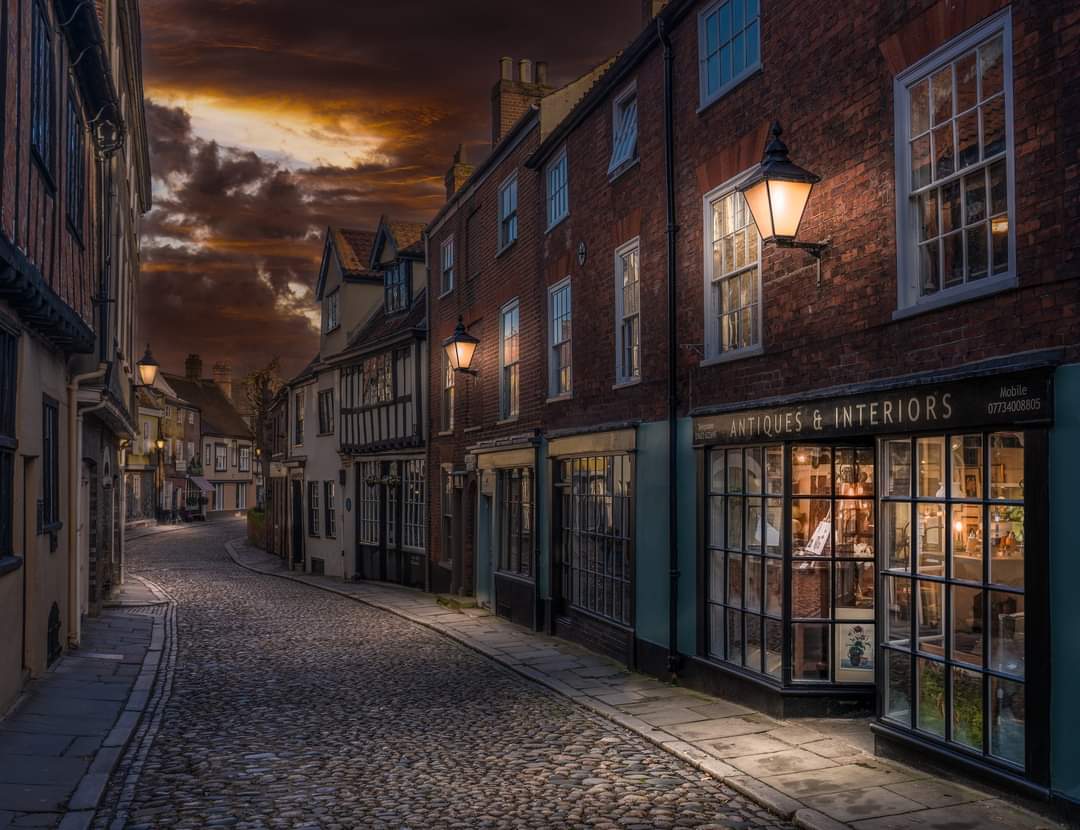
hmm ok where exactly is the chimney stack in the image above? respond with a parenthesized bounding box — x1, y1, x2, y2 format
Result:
(212, 361, 233, 399)
(641, 0, 668, 26)
(490, 56, 555, 147)
(185, 354, 203, 380)
(444, 144, 475, 201)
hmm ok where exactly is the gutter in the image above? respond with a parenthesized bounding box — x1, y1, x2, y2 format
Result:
(657, 16, 682, 676)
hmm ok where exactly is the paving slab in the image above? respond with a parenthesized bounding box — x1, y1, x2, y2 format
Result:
(803, 786, 927, 822)
(764, 762, 923, 799)
(0, 756, 89, 787)
(0, 783, 69, 812)
(0, 734, 72, 757)
(666, 714, 778, 742)
(728, 749, 839, 778)
(702, 732, 800, 759)
(882, 778, 989, 809)
(850, 798, 1054, 830)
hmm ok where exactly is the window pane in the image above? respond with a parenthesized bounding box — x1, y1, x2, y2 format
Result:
(957, 110, 979, 170)
(941, 180, 961, 233)
(727, 552, 743, 606)
(966, 223, 988, 280)
(956, 52, 978, 112)
(917, 436, 945, 497)
(951, 504, 983, 582)
(710, 450, 725, 493)
(916, 503, 946, 575)
(950, 434, 984, 498)
(792, 446, 831, 495)
(792, 498, 832, 557)
(885, 650, 912, 723)
(836, 499, 874, 557)
(917, 658, 946, 736)
(911, 135, 932, 190)
(917, 580, 945, 657)
(909, 79, 929, 136)
(765, 557, 782, 617)
(765, 619, 782, 679)
(727, 608, 743, 663)
(745, 614, 762, 670)
(726, 496, 744, 549)
(836, 561, 875, 618)
(709, 496, 725, 548)
(882, 502, 912, 570)
(883, 440, 912, 497)
(932, 124, 954, 179)
(919, 239, 940, 296)
(792, 561, 829, 619)
(709, 548, 724, 603)
(764, 498, 783, 556)
(792, 623, 829, 681)
(989, 432, 1023, 500)
(766, 446, 783, 494)
(989, 506, 1023, 588)
(918, 191, 938, 241)
(990, 675, 1024, 765)
(727, 447, 744, 492)
(745, 554, 762, 612)
(943, 231, 964, 288)
(951, 585, 984, 667)
(952, 666, 984, 750)
(989, 591, 1024, 676)
(746, 499, 762, 553)
(745, 446, 762, 493)
(979, 36, 1003, 100)
(931, 66, 952, 126)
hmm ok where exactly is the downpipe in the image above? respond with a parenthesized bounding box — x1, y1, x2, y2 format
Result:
(657, 16, 682, 677)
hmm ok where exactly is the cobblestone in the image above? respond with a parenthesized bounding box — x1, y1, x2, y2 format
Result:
(92, 520, 792, 829)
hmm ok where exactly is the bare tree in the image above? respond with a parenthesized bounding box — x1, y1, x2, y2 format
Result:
(243, 358, 283, 549)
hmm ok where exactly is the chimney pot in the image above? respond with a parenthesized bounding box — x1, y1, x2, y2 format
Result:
(499, 56, 513, 81)
(536, 61, 549, 85)
(518, 58, 533, 84)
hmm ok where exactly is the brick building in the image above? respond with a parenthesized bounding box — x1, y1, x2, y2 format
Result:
(425, 0, 1080, 809)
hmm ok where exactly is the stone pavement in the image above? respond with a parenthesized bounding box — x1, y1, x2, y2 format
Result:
(0, 578, 170, 830)
(226, 538, 1064, 830)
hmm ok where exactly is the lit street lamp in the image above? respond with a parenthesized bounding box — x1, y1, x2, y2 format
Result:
(740, 122, 827, 259)
(137, 344, 161, 387)
(443, 316, 480, 375)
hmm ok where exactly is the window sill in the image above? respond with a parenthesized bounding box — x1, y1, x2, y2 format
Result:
(463, 426, 483, 434)
(495, 416, 519, 426)
(696, 63, 762, 116)
(324, 324, 340, 334)
(608, 157, 640, 184)
(612, 378, 641, 390)
(545, 213, 569, 234)
(438, 287, 454, 299)
(496, 239, 517, 258)
(699, 344, 764, 367)
(0, 555, 24, 578)
(892, 273, 1016, 321)
(546, 393, 572, 404)
(436, 430, 454, 437)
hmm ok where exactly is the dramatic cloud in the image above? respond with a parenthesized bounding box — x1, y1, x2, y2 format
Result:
(139, 0, 637, 380)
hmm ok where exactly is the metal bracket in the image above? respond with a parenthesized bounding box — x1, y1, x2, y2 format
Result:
(770, 238, 829, 286)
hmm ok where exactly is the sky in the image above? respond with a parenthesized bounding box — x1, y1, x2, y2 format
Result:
(139, 0, 639, 382)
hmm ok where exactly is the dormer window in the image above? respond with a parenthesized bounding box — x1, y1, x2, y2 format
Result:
(324, 289, 340, 333)
(385, 261, 410, 314)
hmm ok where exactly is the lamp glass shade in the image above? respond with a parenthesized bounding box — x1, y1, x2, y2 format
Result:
(445, 338, 477, 372)
(742, 177, 814, 243)
(136, 345, 160, 386)
(155, 438, 165, 450)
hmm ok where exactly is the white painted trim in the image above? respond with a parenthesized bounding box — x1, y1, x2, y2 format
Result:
(608, 79, 639, 176)
(892, 8, 1016, 313)
(547, 276, 572, 397)
(545, 145, 569, 231)
(497, 172, 519, 253)
(498, 298, 521, 420)
(439, 234, 455, 297)
(697, 0, 762, 111)
(613, 235, 642, 385)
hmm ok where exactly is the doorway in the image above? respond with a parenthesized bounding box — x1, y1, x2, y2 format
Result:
(290, 479, 304, 566)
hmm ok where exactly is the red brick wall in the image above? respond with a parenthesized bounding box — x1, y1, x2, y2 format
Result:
(666, 0, 1079, 411)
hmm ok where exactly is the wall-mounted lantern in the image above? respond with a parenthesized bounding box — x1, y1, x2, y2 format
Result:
(137, 344, 161, 387)
(155, 437, 165, 451)
(740, 122, 828, 261)
(443, 316, 480, 376)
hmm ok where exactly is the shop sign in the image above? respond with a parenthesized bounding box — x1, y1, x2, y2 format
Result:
(693, 369, 1052, 446)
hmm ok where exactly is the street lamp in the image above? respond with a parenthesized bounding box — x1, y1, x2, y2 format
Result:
(443, 316, 480, 376)
(137, 344, 161, 387)
(739, 122, 827, 259)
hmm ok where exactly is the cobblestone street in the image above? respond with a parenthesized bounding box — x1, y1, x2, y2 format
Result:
(94, 519, 790, 830)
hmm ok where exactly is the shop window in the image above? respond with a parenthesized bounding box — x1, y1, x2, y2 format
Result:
(307, 480, 320, 536)
(698, 0, 760, 110)
(895, 14, 1013, 310)
(557, 455, 632, 626)
(706, 445, 784, 677)
(386, 463, 398, 548)
(705, 187, 761, 358)
(402, 460, 426, 550)
(358, 461, 380, 546)
(497, 467, 533, 579)
(880, 431, 1026, 768)
(615, 238, 641, 384)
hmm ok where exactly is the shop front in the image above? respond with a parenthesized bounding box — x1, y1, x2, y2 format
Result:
(354, 455, 426, 589)
(691, 364, 1052, 791)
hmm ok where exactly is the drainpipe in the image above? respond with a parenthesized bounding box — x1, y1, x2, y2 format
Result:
(657, 16, 681, 676)
(67, 366, 107, 648)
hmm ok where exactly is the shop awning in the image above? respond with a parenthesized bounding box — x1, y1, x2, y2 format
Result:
(189, 477, 213, 493)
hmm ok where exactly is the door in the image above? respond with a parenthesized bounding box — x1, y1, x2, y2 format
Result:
(290, 479, 304, 566)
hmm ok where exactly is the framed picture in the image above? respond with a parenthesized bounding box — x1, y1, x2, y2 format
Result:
(836, 623, 875, 683)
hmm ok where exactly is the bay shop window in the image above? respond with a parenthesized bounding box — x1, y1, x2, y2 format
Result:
(694, 370, 1050, 783)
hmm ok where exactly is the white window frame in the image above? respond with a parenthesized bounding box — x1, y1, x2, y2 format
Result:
(213, 482, 225, 511)
(325, 289, 340, 332)
(499, 299, 520, 421)
(608, 81, 639, 177)
(893, 10, 1016, 317)
(702, 170, 764, 363)
(237, 484, 247, 510)
(440, 236, 455, 296)
(545, 146, 569, 230)
(239, 445, 251, 472)
(614, 237, 642, 386)
(187, 441, 194, 462)
(204, 443, 211, 467)
(498, 173, 518, 252)
(697, 0, 761, 111)
(187, 411, 194, 425)
(441, 349, 455, 433)
(547, 278, 572, 398)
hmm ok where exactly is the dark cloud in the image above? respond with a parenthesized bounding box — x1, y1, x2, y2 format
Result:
(139, 0, 639, 379)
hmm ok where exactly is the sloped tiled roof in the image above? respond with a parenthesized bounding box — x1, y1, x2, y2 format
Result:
(161, 374, 253, 439)
(373, 216, 425, 265)
(346, 290, 426, 353)
(333, 227, 378, 278)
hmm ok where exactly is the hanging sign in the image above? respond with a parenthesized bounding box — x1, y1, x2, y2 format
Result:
(693, 369, 1052, 446)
